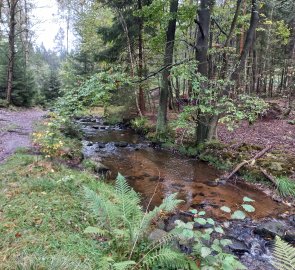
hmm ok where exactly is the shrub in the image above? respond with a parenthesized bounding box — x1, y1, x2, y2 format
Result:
(130, 117, 150, 134)
(83, 174, 197, 270)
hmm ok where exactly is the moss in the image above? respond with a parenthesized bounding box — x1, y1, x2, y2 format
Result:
(257, 151, 295, 177)
(237, 143, 263, 152)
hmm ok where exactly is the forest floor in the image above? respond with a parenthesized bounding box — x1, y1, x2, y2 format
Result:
(0, 108, 45, 163)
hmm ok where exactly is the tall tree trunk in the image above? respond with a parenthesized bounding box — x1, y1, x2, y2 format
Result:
(138, 0, 145, 114)
(195, 0, 215, 146)
(156, 0, 179, 133)
(6, 0, 18, 104)
(230, 0, 259, 85)
(221, 0, 242, 79)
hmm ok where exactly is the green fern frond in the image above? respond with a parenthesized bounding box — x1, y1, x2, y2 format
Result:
(143, 247, 198, 270)
(84, 226, 109, 237)
(113, 260, 136, 270)
(150, 232, 177, 248)
(83, 186, 120, 229)
(115, 173, 143, 229)
(272, 236, 295, 270)
(141, 193, 183, 232)
(98, 256, 113, 270)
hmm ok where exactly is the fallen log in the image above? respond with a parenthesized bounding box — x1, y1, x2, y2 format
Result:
(219, 145, 272, 181)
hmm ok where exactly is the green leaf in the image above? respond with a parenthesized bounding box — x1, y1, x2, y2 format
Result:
(201, 233, 211, 241)
(241, 204, 255, 212)
(243, 196, 255, 202)
(201, 247, 212, 258)
(194, 218, 207, 225)
(220, 239, 232, 246)
(206, 218, 215, 225)
(215, 226, 224, 234)
(190, 209, 198, 214)
(220, 206, 231, 213)
(198, 211, 206, 216)
(205, 228, 214, 234)
(211, 244, 222, 253)
(231, 210, 246, 220)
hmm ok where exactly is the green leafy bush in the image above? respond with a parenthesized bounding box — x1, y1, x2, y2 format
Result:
(33, 112, 82, 160)
(130, 117, 150, 134)
(56, 68, 132, 117)
(173, 209, 246, 270)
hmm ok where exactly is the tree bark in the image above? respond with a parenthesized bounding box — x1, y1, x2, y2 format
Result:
(221, 0, 242, 79)
(195, 0, 215, 146)
(156, 0, 179, 133)
(230, 0, 259, 84)
(137, 0, 145, 114)
(6, 0, 19, 104)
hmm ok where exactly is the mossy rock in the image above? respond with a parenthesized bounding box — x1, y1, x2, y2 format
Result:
(237, 143, 263, 152)
(257, 151, 295, 177)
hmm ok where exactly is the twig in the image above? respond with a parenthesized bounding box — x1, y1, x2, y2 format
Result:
(260, 168, 277, 186)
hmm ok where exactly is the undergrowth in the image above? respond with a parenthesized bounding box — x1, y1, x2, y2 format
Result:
(0, 151, 101, 269)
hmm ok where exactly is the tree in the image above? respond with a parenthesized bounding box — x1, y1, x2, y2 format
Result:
(156, 0, 179, 134)
(6, 0, 19, 104)
(194, 0, 215, 145)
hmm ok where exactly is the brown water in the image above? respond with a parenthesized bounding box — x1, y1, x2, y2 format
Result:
(81, 121, 291, 220)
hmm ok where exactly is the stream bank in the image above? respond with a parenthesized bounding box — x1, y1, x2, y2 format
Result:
(78, 115, 295, 270)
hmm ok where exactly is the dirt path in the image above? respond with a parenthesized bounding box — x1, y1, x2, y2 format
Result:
(0, 108, 45, 163)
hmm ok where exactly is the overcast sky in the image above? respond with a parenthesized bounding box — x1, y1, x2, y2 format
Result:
(31, 0, 68, 50)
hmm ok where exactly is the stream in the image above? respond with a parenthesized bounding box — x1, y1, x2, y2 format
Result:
(78, 116, 295, 270)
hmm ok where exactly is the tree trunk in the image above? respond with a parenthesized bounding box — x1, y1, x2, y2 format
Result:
(6, 0, 18, 104)
(221, 0, 242, 79)
(195, 0, 215, 146)
(138, 0, 145, 114)
(230, 0, 259, 85)
(156, 0, 179, 133)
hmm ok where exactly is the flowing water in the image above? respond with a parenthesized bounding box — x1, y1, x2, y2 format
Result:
(79, 117, 295, 270)
(80, 117, 290, 220)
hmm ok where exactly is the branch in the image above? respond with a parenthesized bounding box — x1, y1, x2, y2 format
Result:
(212, 18, 227, 37)
(133, 58, 194, 83)
(180, 39, 197, 49)
(219, 145, 272, 181)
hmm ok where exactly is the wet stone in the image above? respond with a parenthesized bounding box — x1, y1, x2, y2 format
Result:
(148, 229, 167, 242)
(87, 142, 93, 146)
(114, 142, 128, 147)
(193, 222, 213, 229)
(206, 181, 218, 187)
(96, 143, 106, 148)
(92, 125, 99, 129)
(93, 162, 110, 174)
(285, 229, 295, 244)
(228, 239, 249, 254)
(254, 220, 287, 239)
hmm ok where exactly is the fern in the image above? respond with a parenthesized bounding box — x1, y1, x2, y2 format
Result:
(83, 186, 120, 230)
(143, 247, 198, 270)
(140, 193, 183, 233)
(272, 236, 295, 270)
(113, 260, 136, 270)
(83, 174, 193, 269)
